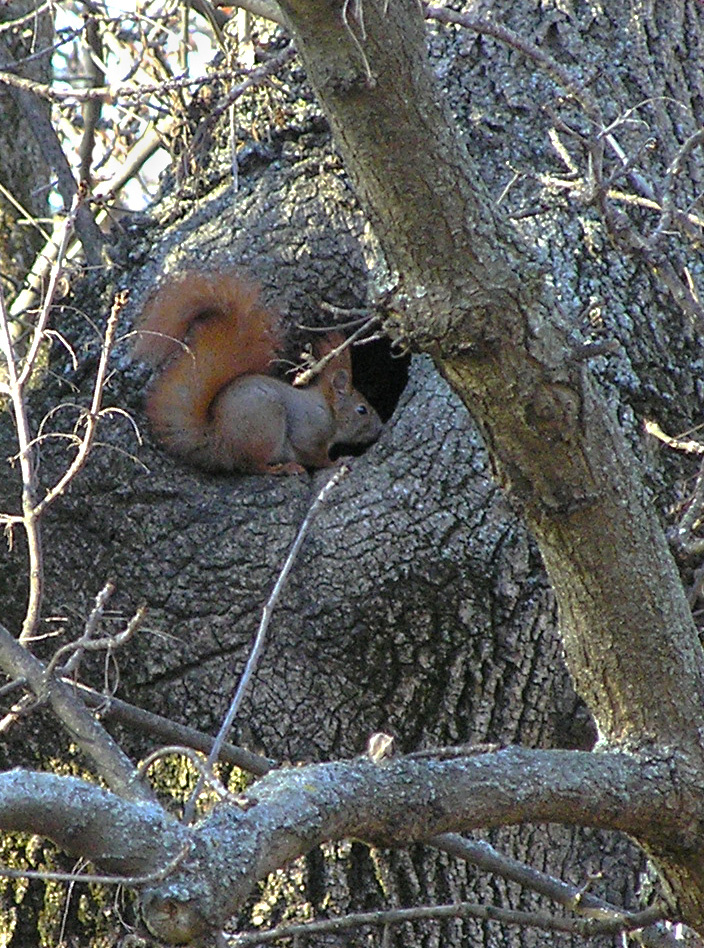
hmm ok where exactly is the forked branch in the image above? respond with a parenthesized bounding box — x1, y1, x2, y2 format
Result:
(0, 748, 680, 944)
(0, 624, 154, 804)
(137, 747, 675, 942)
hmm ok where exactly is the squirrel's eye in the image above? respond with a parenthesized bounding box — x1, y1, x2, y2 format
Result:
(357, 404, 368, 415)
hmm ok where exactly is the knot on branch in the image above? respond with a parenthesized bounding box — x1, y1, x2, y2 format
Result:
(141, 889, 212, 945)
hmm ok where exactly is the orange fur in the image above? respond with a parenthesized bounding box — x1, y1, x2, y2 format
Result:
(132, 269, 382, 474)
(134, 271, 280, 465)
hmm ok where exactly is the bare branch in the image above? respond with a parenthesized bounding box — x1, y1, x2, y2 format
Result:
(0, 845, 190, 888)
(180, 45, 295, 177)
(0, 771, 188, 877)
(1, 256, 124, 643)
(645, 420, 704, 456)
(423, 4, 601, 124)
(9, 206, 82, 321)
(0, 177, 52, 244)
(430, 835, 678, 948)
(0, 61, 286, 104)
(32, 289, 127, 521)
(77, 12, 106, 186)
(0, 749, 675, 945)
(93, 116, 176, 201)
(44, 584, 145, 679)
(0, 37, 103, 265)
(139, 748, 674, 941)
(0, 1, 54, 35)
(293, 317, 380, 386)
(668, 457, 704, 557)
(648, 127, 704, 248)
(207, 464, 349, 770)
(71, 681, 275, 776)
(17, 193, 83, 389)
(231, 899, 668, 945)
(0, 623, 155, 804)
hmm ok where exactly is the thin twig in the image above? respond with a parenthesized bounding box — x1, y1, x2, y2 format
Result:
(212, 464, 349, 759)
(423, 4, 601, 125)
(230, 898, 668, 945)
(1, 278, 122, 643)
(649, 128, 704, 248)
(0, 844, 191, 887)
(644, 420, 704, 456)
(136, 745, 234, 805)
(0, 623, 155, 803)
(184, 465, 349, 821)
(340, 0, 373, 87)
(669, 457, 704, 557)
(45, 587, 146, 679)
(429, 834, 676, 947)
(182, 45, 295, 173)
(0, 61, 286, 104)
(424, 5, 704, 322)
(0, 1, 54, 35)
(0, 693, 38, 732)
(17, 193, 83, 388)
(0, 678, 26, 700)
(9, 213, 79, 321)
(32, 289, 127, 521)
(293, 317, 380, 387)
(0, 269, 45, 643)
(0, 179, 52, 244)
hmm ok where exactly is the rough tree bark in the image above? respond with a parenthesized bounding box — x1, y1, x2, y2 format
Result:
(0, 2, 53, 284)
(275, 0, 704, 741)
(1, 0, 704, 946)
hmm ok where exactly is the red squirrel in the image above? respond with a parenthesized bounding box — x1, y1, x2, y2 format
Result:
(132, 269, 383, 474)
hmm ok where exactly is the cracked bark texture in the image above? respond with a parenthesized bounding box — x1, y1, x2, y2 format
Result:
(1, 0, 704, 944)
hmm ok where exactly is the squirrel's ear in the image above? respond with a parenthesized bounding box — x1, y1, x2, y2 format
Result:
(329, 368, 351, 397)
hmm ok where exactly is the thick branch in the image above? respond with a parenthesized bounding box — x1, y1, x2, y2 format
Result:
(0, 750, 686, 943)
(274, 0, 704, 751)
(0, 771, 189, 877)
(139, 748, 678, 942)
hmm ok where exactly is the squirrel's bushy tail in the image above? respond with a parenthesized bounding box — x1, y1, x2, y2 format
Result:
(133, 270, 280, 465)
